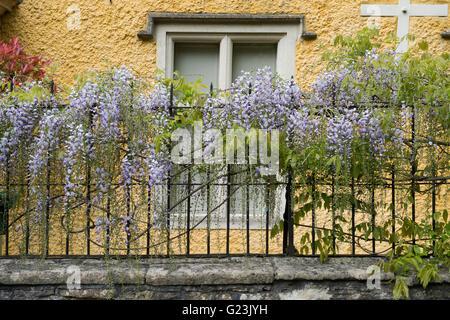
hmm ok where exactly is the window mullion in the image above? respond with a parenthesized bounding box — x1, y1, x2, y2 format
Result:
(219, 35, 233, 90)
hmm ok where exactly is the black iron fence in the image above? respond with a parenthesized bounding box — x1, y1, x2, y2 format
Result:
(0, 81, 448, 257)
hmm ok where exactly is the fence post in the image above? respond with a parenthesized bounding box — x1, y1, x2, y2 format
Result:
(226, 164, 231, 255)
(44, 81, 55, 256)
(283, 77, 296, 256)
(351, 174, 356, 255)
(25, 165, 31, 255)
(265, 182, 270, 255)
(166, 82, 174, 256)
(331, 170, 336, 252)
(431, 162, 436, 252)
(4, 80, 14, 255)
(186, 164, 192, 256)
(45, 156, 51, 256)
(311, 171, 316, 255)
(146, 181, 151, 256)
(63, 79, 71, 255)
(4, 155, 10, 256)
(283, 165, 295, 256)
(86, 105, 93, 255)
(410, 105, 416, 246)
(205, 83, 214, 256)
(391, 165, 396, 254)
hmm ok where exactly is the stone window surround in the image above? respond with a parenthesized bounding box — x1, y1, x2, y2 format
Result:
(138, 12, 317, 89)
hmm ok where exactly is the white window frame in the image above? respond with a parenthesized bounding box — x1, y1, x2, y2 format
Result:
(154, 23, 301, 89)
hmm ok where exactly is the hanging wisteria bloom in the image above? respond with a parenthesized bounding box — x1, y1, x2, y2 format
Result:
(28, 108, 67, 224)
(204, 67, 304, 131)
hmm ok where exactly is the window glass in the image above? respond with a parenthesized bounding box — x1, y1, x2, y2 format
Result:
(232, 43, 277, 81)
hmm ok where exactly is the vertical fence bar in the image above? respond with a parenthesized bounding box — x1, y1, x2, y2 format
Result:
(85, 107, 93, 256)
(391, 166, 396, 254)
(226, 164, 231, 255)
(186, 166, 191, 256)
(331, 172, 336, 252)
(25, 171, 31, 255)
(127, 83, 136, 255)
(85, 170, 92, 256)
(246, 83, 252, 255)
(311, 172, 316, 255)
(265, 183, 270, 255)
(65, 215, 70, 255)
(431, 165, 436, 251)
(106, 190, 111, 255)
(206, 166, 211, 256)
(146, 184, 151, 256)
(371, 170, 376, 254)
(246, 167, 250, 255)
(166, 83, 174, 256)
(4, 156, 10, 256)
(283, 166, 294, 256)
(65, 201, 70, 255)
(288, 174, 295, 256)
(4, 81, 13, 256)
(283, 181, 288, 255)
(45, 80, 55, 256)
(206, 83, 214, 256)
(410, 105, 416, 246)
(126, 187, 131, 255)
(166, 168, 171, 256)
(45, 155, 51, 256)
(351, 175, 356, 255)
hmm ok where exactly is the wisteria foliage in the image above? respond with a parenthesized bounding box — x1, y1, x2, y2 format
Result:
(0, 46, 437, 251)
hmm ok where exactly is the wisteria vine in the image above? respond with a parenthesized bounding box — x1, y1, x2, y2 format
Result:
(0, 43, 444, 255)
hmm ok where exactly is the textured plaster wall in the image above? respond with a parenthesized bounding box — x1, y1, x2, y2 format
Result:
(0, 0, 448, 89)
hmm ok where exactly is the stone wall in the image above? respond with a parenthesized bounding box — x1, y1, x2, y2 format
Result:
(0, 0, 448, 257)
(0, 257, 448, 300)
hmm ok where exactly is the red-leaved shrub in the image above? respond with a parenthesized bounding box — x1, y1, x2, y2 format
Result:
(0, 37, 51, 85)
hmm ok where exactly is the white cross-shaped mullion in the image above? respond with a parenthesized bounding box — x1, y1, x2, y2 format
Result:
(361, 0, 448, 53)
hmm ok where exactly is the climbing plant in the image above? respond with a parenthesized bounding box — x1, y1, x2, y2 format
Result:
(0, 29, 448, 299)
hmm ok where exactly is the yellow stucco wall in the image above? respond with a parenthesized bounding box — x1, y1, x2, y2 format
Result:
(0, 0, 448, 89)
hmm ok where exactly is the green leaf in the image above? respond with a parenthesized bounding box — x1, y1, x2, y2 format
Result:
(418, 41, 429, 51)
(335, 158, 342, 175)
(270, 224, 279, 239)
(352, 164, 361, 179)
(393, 277, 409, 300)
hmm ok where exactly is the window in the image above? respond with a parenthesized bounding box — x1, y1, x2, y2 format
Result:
(173, 40, 278, 87)
(149, 14, 302, 230)
(154, 18, 300, 89)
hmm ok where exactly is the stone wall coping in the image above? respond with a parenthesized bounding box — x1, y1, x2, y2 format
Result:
(0, 257, 448, 287)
